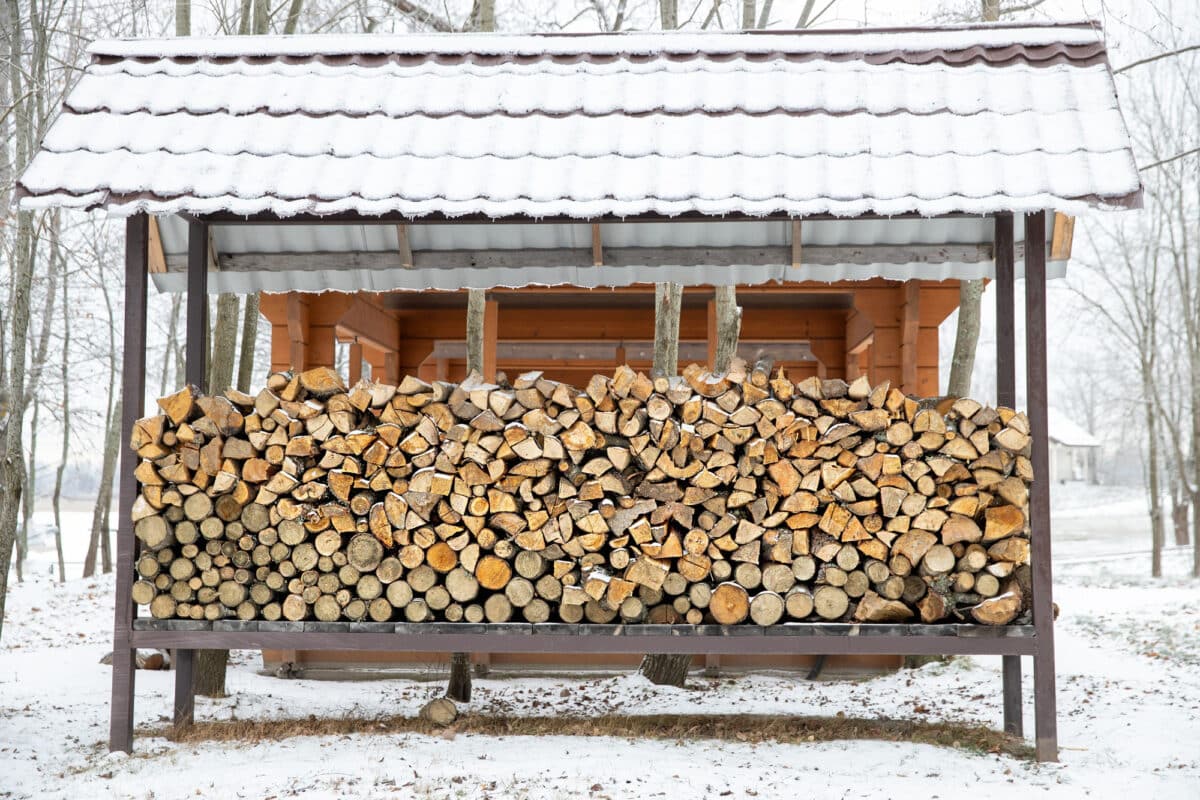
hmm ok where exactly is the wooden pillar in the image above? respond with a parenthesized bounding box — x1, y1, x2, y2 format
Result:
(348, 341, 363, 385)
(482, 297, 499, 382)
(384, 351, 400, 384)
(899, 280, 920, 394)
(435, 357, 450, 381)
(706, 298, 717, 370)
(1024, 210, 1058, 762)
(110, 215, 149, 753)
(994, 213, 1023, 737)
(286, 293, 308, 371)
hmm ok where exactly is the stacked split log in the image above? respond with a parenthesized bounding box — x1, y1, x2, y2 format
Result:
(129, 362, 1033, 627)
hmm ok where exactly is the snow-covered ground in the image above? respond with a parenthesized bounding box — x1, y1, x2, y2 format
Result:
(2, 484, 1198, 799)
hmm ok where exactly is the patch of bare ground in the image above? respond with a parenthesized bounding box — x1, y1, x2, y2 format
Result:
(152, 712, 1033, 760)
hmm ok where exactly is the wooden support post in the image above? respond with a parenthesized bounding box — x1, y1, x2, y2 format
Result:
(435, 357, 450, 381)
(900, 280, 920, 394)
(396, 224, 413, 268)
(703, 653, 721, 677)
(791, 219, 802, 268)
(994, 212, 1023, 738)
(384, 352, 400, 384)
(348, 341, 363, 385)
(286, 293, 309, 372)
(110, 215, 149, 753)
(706, 298, 717, 370)
(482, 297, 498, 383)
(591, 223, 603, 266)
(1024, 211, 1058, 762)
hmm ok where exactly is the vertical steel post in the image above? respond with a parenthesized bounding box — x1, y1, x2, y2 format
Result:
(174, 218, 209, 727)
(186, 219, 209, 389)
(994, 213, 1023, 737)
(1024, 210, 1058, 761)
(110, 215, 149, 752)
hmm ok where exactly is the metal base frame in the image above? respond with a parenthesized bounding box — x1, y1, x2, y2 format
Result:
(111, 212, 1058, 761)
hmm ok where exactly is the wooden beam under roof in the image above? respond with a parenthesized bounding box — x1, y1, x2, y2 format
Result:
(168, 243, 1020, 274)
(1050, 212, 1075, 260)
(334, 297, 400, 354)
(396, 224, 413, 268)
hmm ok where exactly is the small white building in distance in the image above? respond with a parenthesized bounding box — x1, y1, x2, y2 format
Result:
(1047, 408, 1101, 483)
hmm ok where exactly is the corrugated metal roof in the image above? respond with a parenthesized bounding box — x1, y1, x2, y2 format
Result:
(18, 23, 1140, 221)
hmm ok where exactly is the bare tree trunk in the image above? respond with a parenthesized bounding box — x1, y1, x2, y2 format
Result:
(945, 0, 1005, 400)
(651, 283, 682, 378)
(84, 397, 120, 578)
(643, 278, 688, 682)
(947, 278, 984, 396)
(1144, 361, 1165, 577)
(160, 295, 181, 396)
(236, 295, 259, 392)
(253, 0, 269, 33)
(17, 398, 39, 581)
(659, 0, 676, 29)
(0, 0, 34, 642)
(741, 0, 754, 29)
(446, 652, 472, 701)
(52, 265, 69, 582)
(283, 0, 304, 33)
(465, 289, 486, 376)
(639, 653, 691, 687)
(208, 295, 240, 393)
(175, 0, 190, 33)
(237, 0, 252, 34)
(713, 285, 741, 374)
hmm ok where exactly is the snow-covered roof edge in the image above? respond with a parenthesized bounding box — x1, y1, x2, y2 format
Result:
(1048, 408, 1101, 447)
(87, 21, 1104, 59)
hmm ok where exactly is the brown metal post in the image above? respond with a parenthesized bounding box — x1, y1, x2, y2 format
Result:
(174, 648, 195, 726)
(186, 219, 209, 388)
(174, 218, 209, 728)
(994, 213, 1023, 737)
(1024, 211, 1058, 761)
(110, 215, 149, 752)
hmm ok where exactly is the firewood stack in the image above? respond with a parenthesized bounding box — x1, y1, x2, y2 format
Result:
(128, 361, 1034, 628)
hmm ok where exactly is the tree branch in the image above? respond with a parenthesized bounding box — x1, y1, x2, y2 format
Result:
(1140, 145, 1200, 173)
(386, 0, 455, 32)
(1115, 43, 1200, 75)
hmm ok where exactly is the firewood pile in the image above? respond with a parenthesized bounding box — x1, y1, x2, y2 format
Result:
(129, 361, 1033, 628)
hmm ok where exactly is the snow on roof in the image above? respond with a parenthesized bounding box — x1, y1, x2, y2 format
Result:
(18, 23, 1142, 220)
(1048, 408, 1101, 448)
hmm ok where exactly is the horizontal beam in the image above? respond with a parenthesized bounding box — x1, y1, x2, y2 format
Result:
(130, 621, 1038, 657)
(166, 243, 1013, 274)
(335, 297, 401, 354)
(192, 210, 991, 226)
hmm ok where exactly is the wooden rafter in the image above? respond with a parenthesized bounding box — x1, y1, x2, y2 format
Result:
(147, 216, 168, 274)
(396, 224, 413, 268)
(591, 223, 603, 266)
(1050, 212, 1075, 261)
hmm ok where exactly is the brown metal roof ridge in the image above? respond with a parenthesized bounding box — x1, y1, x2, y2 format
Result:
(60, 103, 1116, 123)
(92, 43, 1107, 70)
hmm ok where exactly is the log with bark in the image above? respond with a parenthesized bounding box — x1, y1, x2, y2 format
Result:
(128, 365, 1034, 627)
